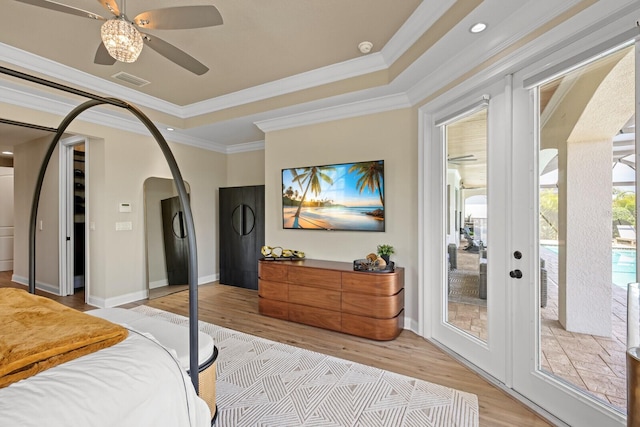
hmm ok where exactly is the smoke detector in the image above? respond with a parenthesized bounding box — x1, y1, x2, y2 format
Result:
(358, 41, 373, 54)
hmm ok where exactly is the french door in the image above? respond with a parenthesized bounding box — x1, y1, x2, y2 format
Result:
(509, 37, 637, 427)
(426, 78, 512, 383)
(423, 30, 638, 427)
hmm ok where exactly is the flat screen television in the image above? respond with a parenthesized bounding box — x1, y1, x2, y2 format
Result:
(282, 160, 385, 231)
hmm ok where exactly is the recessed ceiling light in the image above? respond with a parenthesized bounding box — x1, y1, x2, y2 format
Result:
(166, 127, 174, 131)
(2, 151, 13, 156)
(470, 22, 487, 33)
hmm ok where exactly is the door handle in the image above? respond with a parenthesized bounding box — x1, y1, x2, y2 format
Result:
(509, 269, 523, 279)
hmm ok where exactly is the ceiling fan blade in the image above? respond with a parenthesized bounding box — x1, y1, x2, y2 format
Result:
(134, 6, 223, 30)
(94, 42, 116, 65)
(142, 33, 209, 75)
(97, 0, 119, 17)
(448, 154, 475, 161)
(16, 0, 105, 20)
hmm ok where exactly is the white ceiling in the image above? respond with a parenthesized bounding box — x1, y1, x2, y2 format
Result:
(0, 0, 638, 156)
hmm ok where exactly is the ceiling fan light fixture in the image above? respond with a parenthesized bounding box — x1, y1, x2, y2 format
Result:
(101, 18, 144, 63)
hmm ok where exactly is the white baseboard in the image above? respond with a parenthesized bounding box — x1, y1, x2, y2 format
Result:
(150, 274, 216, 289)
(149, 278, 168, 289)
(10, 274, 219, 308)
(89, 289, 149, 309)
(11, 274, 60, 296)
(404, 316, 419, 334)
(199, 274, 218, 285)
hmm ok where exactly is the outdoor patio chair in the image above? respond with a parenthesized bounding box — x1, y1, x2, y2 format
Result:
(616, 224, 636, 245)
(462, 226, 480, 253)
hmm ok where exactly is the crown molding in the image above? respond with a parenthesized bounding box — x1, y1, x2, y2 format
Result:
(254, 92, 411, 133)
(0, 78, 226, 153)
(381, 0, 456, 66)
(226, 140, 265, 154)
(0, 42, 184, 117)
(182, 53, 389, 117)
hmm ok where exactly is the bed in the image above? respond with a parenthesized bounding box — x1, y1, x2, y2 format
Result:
(0, 289, 211, 427)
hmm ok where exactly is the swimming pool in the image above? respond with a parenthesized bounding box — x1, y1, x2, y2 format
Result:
(541, 245, 636, 288)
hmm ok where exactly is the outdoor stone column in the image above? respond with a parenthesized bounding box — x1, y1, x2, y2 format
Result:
(557, 138, 612, 336)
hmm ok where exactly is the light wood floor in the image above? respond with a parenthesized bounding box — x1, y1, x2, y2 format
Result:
(0, 271, 553, 427)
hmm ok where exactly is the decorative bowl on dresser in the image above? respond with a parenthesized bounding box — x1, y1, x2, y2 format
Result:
(258, 259, 404, 340)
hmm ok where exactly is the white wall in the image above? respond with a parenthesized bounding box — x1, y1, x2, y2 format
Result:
(4, 103, 226, 306)
(264, 108, 419, 328)
(12, 135, 60, 293)
(0, 166, 14, 271)
(227, 150, 265, 187)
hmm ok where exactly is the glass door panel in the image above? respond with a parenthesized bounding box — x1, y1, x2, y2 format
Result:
(445, 109, 488, 341)
(537, 44, 634, 413)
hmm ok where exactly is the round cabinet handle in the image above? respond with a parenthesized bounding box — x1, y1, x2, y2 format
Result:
(513, 251, 522, 259)
(509, 269, 523, 279)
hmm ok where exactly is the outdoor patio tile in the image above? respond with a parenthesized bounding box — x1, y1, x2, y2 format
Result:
(541, 337, 564, 353)
(558, 337, 605, 354)
(543, 350, 571, 364)
(547, 359, 578, 377)
(607, 395, 626, 410)
(571, 360, 615, 376)
(551, 327, 577, 338)
(593, 336, 626, 353)
(602, 354, 627, 368)
(562, 348, 608, 363)
(606, 362, 626, 378)
(579, 371, 626, 396)
(456, 304, 480, 313)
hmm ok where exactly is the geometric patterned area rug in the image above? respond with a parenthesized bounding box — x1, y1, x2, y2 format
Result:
(132, 306, 479, 427)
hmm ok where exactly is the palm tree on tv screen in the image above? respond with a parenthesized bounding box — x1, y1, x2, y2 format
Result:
(291, 165, 335, 227)
(349, 161, 385, 208)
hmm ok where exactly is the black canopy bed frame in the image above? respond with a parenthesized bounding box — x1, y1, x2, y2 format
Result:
(0, 65, 201, 393)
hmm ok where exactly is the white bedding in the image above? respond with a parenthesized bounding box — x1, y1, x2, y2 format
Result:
(0, 328, 210, 427)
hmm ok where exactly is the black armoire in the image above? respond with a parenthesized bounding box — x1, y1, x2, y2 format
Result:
(219, 185, 265, 290)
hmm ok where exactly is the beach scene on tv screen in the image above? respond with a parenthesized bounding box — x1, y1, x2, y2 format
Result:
(282, 160, 384, 231)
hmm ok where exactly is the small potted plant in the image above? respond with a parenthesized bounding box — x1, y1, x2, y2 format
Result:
(377, 244, 395, 264)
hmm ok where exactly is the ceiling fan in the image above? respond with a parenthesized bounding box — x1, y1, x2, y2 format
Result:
(447, 154, 477, 164)
(15, 0, 223, 75)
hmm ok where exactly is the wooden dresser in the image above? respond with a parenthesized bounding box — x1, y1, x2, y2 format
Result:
(258, 259, 404, 340)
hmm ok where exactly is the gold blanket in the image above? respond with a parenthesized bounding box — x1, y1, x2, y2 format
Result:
(0, 288, 128, 388)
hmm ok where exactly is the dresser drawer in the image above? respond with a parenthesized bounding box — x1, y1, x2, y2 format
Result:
(342, 270, 404, 295)
(258, 279, 288, 301)
(289, 304, 341, 332)
(288, 266, 341, 290)
(342, 288, 404, 318)
(258, 262, 288, 282)
(342, 309, 404, 341)
(258, 298, 288, 320)
(289, 284, 341, 311)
